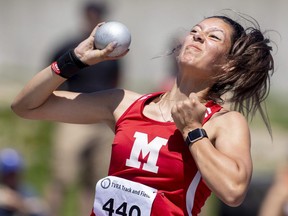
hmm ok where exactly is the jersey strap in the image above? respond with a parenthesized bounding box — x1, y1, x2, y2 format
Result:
(203, 100, 222, 125)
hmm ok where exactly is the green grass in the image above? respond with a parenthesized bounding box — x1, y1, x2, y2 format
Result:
(247, 94, 288, 130)
(0, 106, 81, 215)
(0, 107, 54, 192)
(266, 96, 288, 129)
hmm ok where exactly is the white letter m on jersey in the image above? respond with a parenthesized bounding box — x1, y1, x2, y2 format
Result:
(125, 132, 167, 173)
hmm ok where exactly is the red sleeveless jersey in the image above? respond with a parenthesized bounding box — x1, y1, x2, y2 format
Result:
(91, 92, 222, 216)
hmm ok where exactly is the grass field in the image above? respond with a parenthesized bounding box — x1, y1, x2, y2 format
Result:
(0, 105, 83, 215)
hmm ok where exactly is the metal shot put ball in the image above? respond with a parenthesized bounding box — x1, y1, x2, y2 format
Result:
(94, 21, 131, 57)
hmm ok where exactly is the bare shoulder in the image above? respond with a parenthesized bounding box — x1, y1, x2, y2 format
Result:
(113, 89, 143, 120)
(206, 110, 250, 149)
(215, 110, 248, 127)
(211, 109, 248, 127)
(122, 89, 143, 101)
(93, 88, 142, 109)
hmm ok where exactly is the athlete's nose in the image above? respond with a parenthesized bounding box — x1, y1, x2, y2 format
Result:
(193, 32, 204, 43)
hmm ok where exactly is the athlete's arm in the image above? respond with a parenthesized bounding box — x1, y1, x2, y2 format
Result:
(189, 111, 252, 207)
(11, 66, 141, 130)
(11, 24, 133, 127)
(172, 93, 252, 207)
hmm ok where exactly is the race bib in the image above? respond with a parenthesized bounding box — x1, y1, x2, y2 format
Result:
(93, 176, 158, 216)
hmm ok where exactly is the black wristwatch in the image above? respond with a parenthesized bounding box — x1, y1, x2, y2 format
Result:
(185, 128, 208, 146)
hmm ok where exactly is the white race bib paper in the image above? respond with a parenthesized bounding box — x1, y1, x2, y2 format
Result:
(93, 176, 158, 216)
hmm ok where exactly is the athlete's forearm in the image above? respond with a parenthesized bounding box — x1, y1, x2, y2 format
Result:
(11, 66, 65, 118)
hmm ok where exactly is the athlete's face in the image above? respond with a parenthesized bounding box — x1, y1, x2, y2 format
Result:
(178, 18, 233, 76)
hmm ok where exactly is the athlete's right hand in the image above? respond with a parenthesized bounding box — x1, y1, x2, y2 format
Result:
(171, 93, 206, 138)
(73, 22, 129, 66)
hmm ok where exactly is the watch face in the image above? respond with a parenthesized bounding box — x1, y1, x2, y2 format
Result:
(186, 128, 207, 145)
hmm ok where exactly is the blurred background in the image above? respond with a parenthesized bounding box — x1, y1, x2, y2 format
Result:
(0, 0, 287, 215)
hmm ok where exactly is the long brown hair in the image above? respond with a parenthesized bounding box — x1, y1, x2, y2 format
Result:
(206, 15, 274, 134)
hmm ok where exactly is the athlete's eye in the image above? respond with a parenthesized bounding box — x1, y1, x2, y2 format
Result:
(190, 29, 197, 34)
(210, 35, 220, 40)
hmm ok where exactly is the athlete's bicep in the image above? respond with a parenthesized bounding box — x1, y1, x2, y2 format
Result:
(215, 111, 252, 179)
(73, 89, 142, 126)
(24, 89, 123, 124)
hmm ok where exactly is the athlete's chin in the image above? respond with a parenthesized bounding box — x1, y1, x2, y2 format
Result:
(178, 58, 200, 70)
